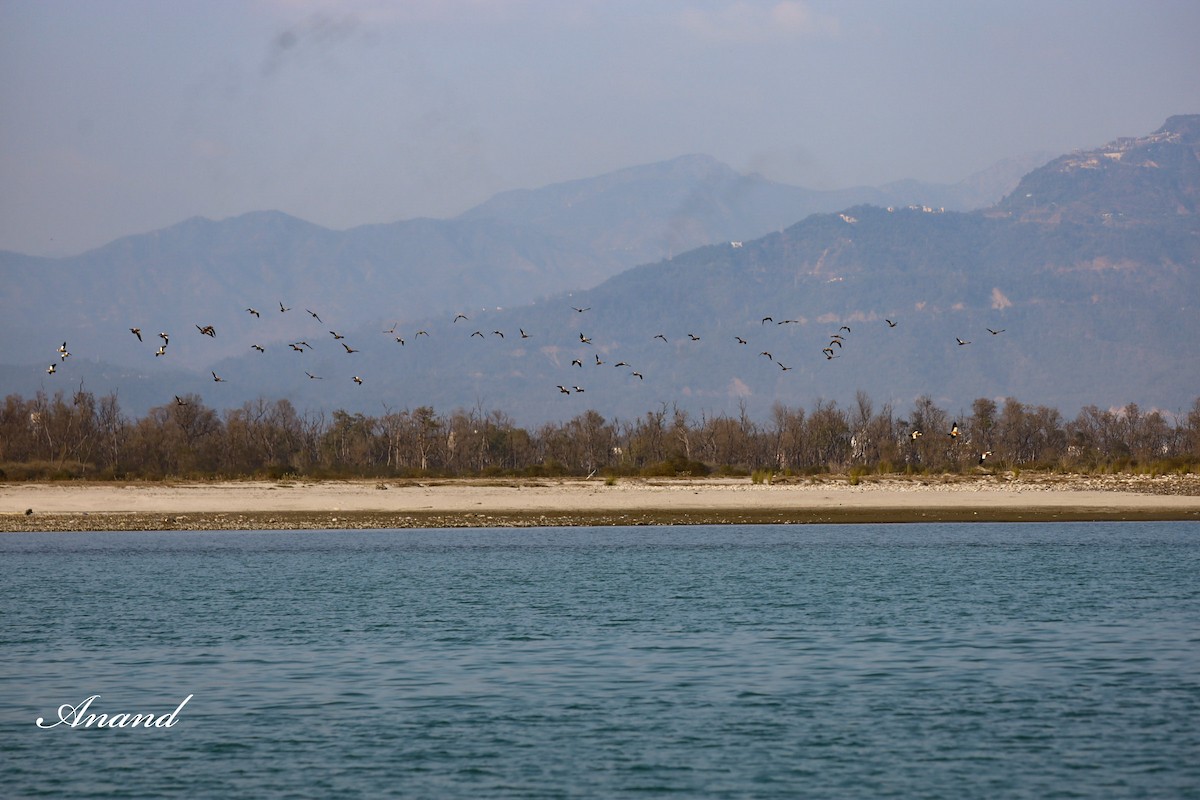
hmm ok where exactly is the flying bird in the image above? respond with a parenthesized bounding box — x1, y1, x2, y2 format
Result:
(251, 344, 265, 353)
(279, 302, 290, 312)
(948, 423, 960, 438)
(579, 333, 592, 344)
(330, 331, 345, 340)
(571, 359, 583, 367)
(520, 329, 530, 339)
(155, 345, 167, 357)
(470, 331, 484, 339)
(735, 337, 747, 344)
(454, 313, 469, 323)
(654, 334, 668, 343)
(761, 317, 773, 325)
(956, 337, 971, 346)
(352, 376, 363, 385)
(130, 328, 143, 341)
(174, 396, 188, 406)
(886, 319, 897, 328)
(247, 308, 260, 317)
(47, 364, 56, 375)
(595, 354, 604, 366)
(911, 430, 922, 440)
(557, 385, 571, 395)
(58, 342, 67, 355)
(394, 337, 405, 345)
(196, 325, 216, 337)
(631, 371, 644, 380)
(158, 332, 170, 344)
(760, 351, 773, 360)
(614, 361, 629, 368)
(307, 309, 322, 323)
(342, 342, 359, 353)
(306, 372, 323, 380)
(687, 333, 700, 341)
(573, 386, 585, 393)
(211, 371, 225, 382)
(987, 328, 1006, 335)
(840, 326, 851, 333)
(778, 362, 792, 371)
(572, 306, 591, 313)
(416, 330, 429, 337)
(492, 330, 504, 338)
(979, 450, 993, 465)
(384, 323, 397, 334)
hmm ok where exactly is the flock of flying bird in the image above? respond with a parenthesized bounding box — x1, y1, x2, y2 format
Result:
(43, 299, 1007, 448)
(120, 305, 376, 401)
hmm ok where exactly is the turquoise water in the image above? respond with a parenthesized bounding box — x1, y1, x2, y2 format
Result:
(2, 523, 1198, 798)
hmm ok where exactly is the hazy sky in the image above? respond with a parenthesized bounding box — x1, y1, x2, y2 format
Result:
(2, 0, 1197, 257)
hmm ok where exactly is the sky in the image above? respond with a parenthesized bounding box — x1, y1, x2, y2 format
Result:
(1, 0, 1198, 257)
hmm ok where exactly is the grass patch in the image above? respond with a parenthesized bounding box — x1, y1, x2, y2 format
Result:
(751, 469, 775, 485)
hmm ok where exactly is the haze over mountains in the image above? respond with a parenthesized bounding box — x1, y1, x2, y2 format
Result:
(2, 118, 1196, 425)
(0, 149, 1044, 363)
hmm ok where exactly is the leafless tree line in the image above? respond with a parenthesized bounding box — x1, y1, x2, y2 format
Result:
(3, 389, 1199, 480)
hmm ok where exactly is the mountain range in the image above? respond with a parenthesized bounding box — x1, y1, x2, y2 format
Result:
(1, 118, 1195, 425)
(1, 150, 1043, 363)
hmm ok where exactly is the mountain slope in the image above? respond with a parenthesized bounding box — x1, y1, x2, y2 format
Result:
(3, 120, 1191, 424)
(997, 114, 1200, 224)
(172, 117, 1200, 424)
(0, 152, 1037, 375)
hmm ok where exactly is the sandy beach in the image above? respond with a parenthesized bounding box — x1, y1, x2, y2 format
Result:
(2, 473, 1199, 531)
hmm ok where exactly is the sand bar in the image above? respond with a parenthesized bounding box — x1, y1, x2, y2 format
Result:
(3, 474, 1199, 531)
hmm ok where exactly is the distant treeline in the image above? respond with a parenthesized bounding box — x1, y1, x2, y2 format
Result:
(2, 390, 1199, 481)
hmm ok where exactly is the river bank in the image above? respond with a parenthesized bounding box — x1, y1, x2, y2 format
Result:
(3, 473, 1199, 531)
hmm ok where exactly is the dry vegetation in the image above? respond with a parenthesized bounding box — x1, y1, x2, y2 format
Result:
(3, 389, 1199, 483)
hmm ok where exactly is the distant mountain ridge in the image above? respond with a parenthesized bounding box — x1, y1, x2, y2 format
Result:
(460, 151, 1053, 261)
(3, 119, 1194, 424)
(997, 114, 1200, 224)
(0, 151, 1040, 371)
(353, 115, 1195, 423)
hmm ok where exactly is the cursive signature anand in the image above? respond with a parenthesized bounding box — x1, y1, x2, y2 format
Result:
(36, 694, 192, 729)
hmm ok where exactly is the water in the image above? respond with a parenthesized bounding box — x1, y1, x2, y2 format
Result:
(2, 523, 1198, 798)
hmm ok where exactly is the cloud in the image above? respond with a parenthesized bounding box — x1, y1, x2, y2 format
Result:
(259, 0, 530, 26)
(678, 1, 839, 44)
(991, 287, 1013, 309)
(728, 377, 753, 398)
(261, 12, 363, 77)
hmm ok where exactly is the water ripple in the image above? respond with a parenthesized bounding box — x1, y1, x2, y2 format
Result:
(2, 522, 1198, 798)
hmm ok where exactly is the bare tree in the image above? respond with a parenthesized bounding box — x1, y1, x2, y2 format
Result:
(770, 402, 805, 471)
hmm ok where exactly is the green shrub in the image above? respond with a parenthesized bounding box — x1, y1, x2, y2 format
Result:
(751, 469, 774, 485)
